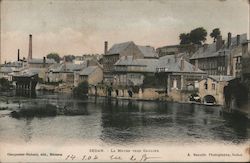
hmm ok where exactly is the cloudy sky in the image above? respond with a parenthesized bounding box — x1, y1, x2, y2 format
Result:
(1, 0, 249, 62)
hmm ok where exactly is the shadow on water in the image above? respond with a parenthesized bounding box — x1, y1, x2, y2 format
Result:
(99, 98, 249, 144)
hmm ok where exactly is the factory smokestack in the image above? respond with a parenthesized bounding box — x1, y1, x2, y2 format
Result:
(17, 49, 20, 61)
(28, 34, 32, 60)
(104, 41, 108, 55)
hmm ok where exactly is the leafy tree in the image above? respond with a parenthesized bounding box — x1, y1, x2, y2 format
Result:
(64, 55, 75, 62)
(210, 28, 221, 42)
(47, 53, 60, 63)
(73, 81, 89, 97)
(189, 27, 207, 45)
(0, 78, 11, 91)
(179, 33, 191, 45)
(179, 27, 207, 45)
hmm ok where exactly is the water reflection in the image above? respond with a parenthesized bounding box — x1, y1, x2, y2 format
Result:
(0, 93, 249, 145)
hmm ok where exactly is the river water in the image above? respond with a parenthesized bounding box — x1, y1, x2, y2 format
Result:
(0, 92, 249, 146)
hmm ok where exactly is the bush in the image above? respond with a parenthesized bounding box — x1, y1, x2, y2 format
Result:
(0, 78, 11, 91)
(73, 81, 89, 97)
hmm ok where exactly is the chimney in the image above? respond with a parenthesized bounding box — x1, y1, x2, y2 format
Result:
(43, 57, 46, 68)
(28, 34, 32, 60)
(195, 59, 198, 71)
(104, 41, 108, 55)
(17, 49, 20, 61)
(86, 60, 89, 67)
(174, 54, 178, 62)
(227, 32, 232, 48)
(236, 34, 240, 46)
(180, 58, 185, 71)
(216, 35, 223, 51)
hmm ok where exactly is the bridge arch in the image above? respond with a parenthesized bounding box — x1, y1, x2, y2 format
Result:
(203, 95, 216, 104)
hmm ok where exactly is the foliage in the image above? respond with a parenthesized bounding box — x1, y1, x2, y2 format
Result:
(179, 33, 191, 44)
(0, 78, 11, 91)
(73, 81, 89, 97)
(47, 53, 60, 63)
(11, 104, 57, 118)
(131, 86, 140, 93)
(179, 27, 207, 45)
(64, 55, 75, 62)
(210, 28, 221, 42)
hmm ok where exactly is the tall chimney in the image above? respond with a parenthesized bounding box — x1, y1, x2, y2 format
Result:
(236, 34, 240, 46)
(195, 59, 198, 71)
(216, 35, 222, 51)
(227, 32, 232, 48)
(180, 58, 185, 71)
(28, 34, 32, 60)
(43, 57, 46, 68)
(104, 41, 108, 55)
(17, 49, 20, 61)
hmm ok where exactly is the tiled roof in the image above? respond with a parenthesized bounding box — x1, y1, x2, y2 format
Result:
(190, 33, 247, 60)
(0, 67, 13, 73)
(48, 63, 86, 73)
(114, 56, 158, 72)
(79, 66, 98, 76)
(107, 41, 133, 55)
(106, 41, 158, 58)
(157, 55, 205, 73)
(209, 75, 235, 82)
(29, 58, 56, 64)
(137, 45, 158, 58)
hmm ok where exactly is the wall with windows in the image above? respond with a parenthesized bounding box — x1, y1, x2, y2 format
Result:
(198, 78, 228, 105)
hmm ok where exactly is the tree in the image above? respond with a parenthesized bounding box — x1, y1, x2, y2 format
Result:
(64, 55, 75, 62)
(73, 81, 89, 97)
(210, 28, 221, 42)
(189, 27, 207, 45)
(179, 33, 191, 45)
(47, 53, 60, 63)
(179, 27, 207, 45)
(0, 78, 11, 91)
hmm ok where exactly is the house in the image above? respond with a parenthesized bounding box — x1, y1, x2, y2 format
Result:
(156, 44, 199, 58)
(0, 61, 27, 81)
(47, 62, 86, 84)
(102, 41, 158, 83)
(156, 55, 207, 94)
(0, 67, 14, 81)
(76, 66, 103, 86)
(198, 75, 234, 105)
(28, 57, 56, 68)
(113, 56, 158, 86)
(190, 33, 247, 76)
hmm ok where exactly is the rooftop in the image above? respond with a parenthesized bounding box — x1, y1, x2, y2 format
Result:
(79, 66, 99, 76)
(106, 41, 158, 58)
(190, 33, 247, 60)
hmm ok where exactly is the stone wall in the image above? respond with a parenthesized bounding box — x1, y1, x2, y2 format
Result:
(88, 85, 191, 102)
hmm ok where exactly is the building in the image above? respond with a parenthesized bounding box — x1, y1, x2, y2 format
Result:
(28, 57, 56, 68)
(113, 56, 158, 86)
(156, 44, 199, 58)
(190, 33, 247, 76)
(198, 75, 234, 105)
(156, 55, 207, 94)
(76, 66, 103, 86)
(47, 63, 86, 84)
(103, 41, 158, 83)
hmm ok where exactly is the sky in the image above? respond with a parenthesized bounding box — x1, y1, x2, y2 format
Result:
(0, 0, 249, 62)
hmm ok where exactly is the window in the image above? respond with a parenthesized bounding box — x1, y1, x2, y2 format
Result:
(212, 83, 215, 90)
(204, 82, 208, 90)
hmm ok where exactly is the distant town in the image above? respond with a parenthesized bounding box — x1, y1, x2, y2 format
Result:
(0, 27, 250, 117)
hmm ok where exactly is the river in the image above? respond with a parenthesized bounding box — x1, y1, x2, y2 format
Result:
(0, 92, 249, 146)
